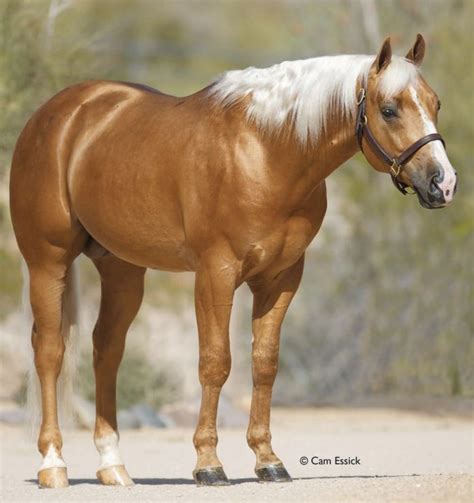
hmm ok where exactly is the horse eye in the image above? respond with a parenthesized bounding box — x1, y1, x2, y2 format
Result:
(437, 100, 441, 111)
(381, 107, 397, 120)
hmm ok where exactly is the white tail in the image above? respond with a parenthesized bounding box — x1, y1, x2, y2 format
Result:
(25, 261, 80, 435)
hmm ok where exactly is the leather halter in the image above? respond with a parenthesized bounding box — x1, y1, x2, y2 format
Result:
(355, 87, 445, 195)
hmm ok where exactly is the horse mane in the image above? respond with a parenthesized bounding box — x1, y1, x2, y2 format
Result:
(210, 54, 419, 145)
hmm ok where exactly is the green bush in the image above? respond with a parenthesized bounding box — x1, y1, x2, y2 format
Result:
(77, 344, 181, 410)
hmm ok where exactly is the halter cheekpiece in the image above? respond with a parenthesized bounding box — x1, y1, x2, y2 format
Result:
(355, 87, 446, 195)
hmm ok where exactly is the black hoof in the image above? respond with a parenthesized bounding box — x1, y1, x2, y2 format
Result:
(193, 466, 230, 486)
(255, 463, 292, 483)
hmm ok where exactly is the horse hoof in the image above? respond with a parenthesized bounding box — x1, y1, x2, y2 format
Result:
(193, 466, 230, 486)
(38, 467, 69, 488)
(97, 465, 134, 486)
(255, 463, 292, 483)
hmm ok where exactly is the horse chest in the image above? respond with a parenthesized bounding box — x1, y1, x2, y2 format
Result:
(241, 214, 321, 279)
(240, 183, 327, 279)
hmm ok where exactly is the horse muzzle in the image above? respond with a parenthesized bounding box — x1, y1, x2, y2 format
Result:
(411, 166, 458, 209)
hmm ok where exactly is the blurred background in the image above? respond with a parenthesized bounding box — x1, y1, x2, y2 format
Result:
(0, 0, 472, 429)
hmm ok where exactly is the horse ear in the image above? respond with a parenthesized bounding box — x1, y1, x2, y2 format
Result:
(406, 33, 426, 66)
(375, 37, 392, 73)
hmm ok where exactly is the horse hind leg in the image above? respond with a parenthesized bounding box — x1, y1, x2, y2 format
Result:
(10, 106, 90, 487)
(91, 255, 146, 486)
(27, 243, 85, 488)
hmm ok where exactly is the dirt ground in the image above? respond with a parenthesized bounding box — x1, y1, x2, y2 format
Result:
(0, 407, 472, 502)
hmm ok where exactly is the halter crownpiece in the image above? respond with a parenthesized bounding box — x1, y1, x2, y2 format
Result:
(355, 86, 446, 195)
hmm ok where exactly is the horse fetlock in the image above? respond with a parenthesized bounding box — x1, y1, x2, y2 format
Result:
(39, 444, 66, 471)
(253, 443, 283, 471)
(247, 426, 272, 450)
(38, 431, 63, 457)
(195, 452, 223, 473)
(193, 429, 218, 450)
(95, 432, 124, 470)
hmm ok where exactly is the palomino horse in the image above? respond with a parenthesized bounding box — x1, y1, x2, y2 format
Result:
(10, 35, 456, 488)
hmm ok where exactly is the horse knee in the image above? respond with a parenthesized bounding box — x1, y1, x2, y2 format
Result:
(252, 353, 278, 386)
(199, 351, 231, 387)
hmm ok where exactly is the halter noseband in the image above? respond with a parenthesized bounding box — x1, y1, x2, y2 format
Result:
(355, 87, 446, 195)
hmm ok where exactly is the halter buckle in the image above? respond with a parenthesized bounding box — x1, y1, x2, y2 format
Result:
(356, 88, 366, 105)
(390, 159, 401, 178)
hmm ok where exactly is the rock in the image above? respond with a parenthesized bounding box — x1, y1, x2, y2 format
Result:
(156, 413, 175, 428)
(118, 409, 141, 430)
(160, 400, 199, 427)
(128, 404, 173, 428)
(73, 396, 175, 430)
(160, 395, 247, 428)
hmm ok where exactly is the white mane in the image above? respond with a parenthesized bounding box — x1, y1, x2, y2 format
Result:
(210, 54, 420, 145)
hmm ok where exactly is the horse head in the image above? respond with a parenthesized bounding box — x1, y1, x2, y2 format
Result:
(358, 35, 457, 209)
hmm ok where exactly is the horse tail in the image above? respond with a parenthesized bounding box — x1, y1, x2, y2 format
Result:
(26, 261, 80, 435)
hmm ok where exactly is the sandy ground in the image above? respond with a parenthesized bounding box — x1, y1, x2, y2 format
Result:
(0, 407, 472, 502)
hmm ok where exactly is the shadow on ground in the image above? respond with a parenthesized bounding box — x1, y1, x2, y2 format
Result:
(25, 474, 421, 487)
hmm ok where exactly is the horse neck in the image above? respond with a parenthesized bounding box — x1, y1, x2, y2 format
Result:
(311, 111, 360, 178)
(258, 104, 360, 188)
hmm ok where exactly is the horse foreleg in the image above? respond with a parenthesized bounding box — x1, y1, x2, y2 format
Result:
(192, 254, 237, 486)
(247, 255, 305, 483)
(92, 256, 146, 486)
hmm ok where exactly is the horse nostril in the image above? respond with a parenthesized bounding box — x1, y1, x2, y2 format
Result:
(432, 171, 442, 185)
(427, 170, 445, 203)
(429, 170, 443, 192)
(430, 177, 440, 194)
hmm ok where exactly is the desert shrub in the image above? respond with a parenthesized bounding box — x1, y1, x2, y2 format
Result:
(77, 344, 181, 410)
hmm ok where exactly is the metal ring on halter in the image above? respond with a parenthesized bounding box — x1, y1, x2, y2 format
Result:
(390, 159, 401, 178)
(360, 114, 367, 126)
(356, 88, 366, 105)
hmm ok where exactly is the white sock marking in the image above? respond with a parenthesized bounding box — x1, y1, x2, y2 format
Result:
(95, 432, 123, 470)
(40, 444, 66, 470)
